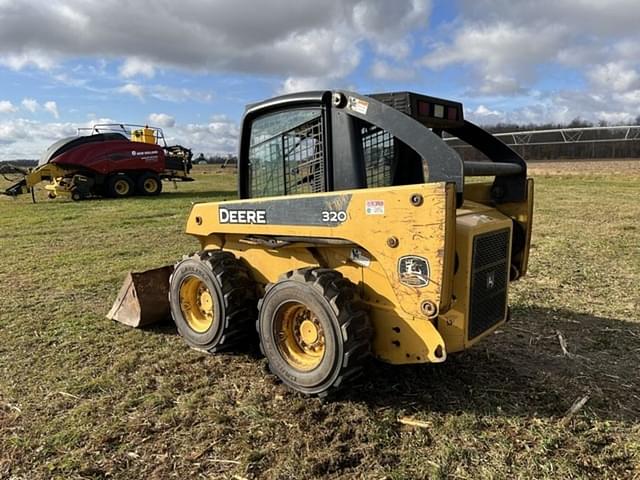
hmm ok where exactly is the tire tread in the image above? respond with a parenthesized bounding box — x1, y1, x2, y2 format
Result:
(258, 267, 372, 397)
(170, 250, 257, 353)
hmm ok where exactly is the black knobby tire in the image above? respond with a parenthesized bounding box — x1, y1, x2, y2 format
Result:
(106, 173, 134, 198)
(257, 267, 372, 397)
(136, 172, 163, 196)
(169, 250, 258, 353)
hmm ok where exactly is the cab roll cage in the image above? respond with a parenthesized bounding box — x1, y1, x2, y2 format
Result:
(238, 90, 527, 204)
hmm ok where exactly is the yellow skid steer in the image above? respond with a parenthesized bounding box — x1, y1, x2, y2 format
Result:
(108, 90, 533, 396)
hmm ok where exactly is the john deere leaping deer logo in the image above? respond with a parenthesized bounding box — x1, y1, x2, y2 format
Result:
(398, 255, 430, 287)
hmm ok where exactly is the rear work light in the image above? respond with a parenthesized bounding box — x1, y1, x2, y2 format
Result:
(416, 100, 461, 125)
(369, 92, 464, 129)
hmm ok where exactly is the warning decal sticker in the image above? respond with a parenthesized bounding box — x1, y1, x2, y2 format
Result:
(365, 200, 385, 215)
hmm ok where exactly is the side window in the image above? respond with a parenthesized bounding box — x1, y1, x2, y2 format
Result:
(249, 108, 325, 197)
(361, 124, 398, 188)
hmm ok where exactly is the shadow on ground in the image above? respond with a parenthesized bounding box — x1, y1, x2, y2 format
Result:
(346, 306, 640, 421)
(139, 306, 640, 421)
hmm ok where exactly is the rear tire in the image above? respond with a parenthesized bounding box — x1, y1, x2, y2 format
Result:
(257, 268, 371, 397)
(136, 172, 162, 196)
(106, 173, 134, 198)
(169, 251, 258, 353)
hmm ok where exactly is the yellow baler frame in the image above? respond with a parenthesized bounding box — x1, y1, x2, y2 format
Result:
(9, 163, 74, 196)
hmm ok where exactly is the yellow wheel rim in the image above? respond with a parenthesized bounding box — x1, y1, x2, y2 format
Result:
(179, 276, 215, 333)
(274, 302, 325, 371)
(143, 178, 158, 193)
(114, 179, 130, 195)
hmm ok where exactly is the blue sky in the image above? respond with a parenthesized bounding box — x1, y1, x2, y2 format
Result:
(1, 0, 639, 159)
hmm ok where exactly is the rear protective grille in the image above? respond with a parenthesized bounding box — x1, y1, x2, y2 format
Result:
(361, 125, 397, 187)
(468, 229, 510, 340)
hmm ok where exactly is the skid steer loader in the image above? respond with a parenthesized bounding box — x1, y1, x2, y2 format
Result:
(109, 90, 534, 396)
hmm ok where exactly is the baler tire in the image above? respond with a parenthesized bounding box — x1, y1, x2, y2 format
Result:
(169, 251, 258, 353)
(106, 174, 134, 198)
(257, 267, 372, 397)
(136, 172, 162, 196)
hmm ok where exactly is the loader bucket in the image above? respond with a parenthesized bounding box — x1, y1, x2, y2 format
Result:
(107, 266, 174, 327)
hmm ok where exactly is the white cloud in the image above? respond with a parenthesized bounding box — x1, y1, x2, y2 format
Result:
(370, 60, 415, 81)
(112, 83, 213, 103)
(0, 120, 31, 144)
(21, 98, 39, 113)
(279, 77, 331, 95)
(0, 119, 76, 154)
(352, 0, 430, 59)
(0, 50, 57, 70)
(587, 62, 640, 93)
(175, 118, 240, 155)
(0, 0, 426, 88)
(149, 85, 212, 103)
(118, 83, 145, 99)
(613, 89, 640, 105)
(119, 57, 156, 78)
(476, 75, 526, 96)
(0, 100, 17, 113)
(594, 110, 635, 124)
(473, 105, 501, 117)
(424, 22, 567, 95)
(44, 101, 59, 119)
(148, 113, 175, 128)
(466, 88, 639, 127)
(423, 0, 640, 98)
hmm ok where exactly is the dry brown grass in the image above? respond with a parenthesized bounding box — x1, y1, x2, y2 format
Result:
(1, 161, 639, 479)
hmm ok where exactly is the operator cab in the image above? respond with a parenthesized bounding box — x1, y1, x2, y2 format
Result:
(238, 90, 527, 205)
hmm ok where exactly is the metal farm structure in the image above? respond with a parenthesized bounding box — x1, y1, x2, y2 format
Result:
(445, 125, 640, 161)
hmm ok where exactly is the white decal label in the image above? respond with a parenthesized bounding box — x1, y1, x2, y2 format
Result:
(131, 150, 158, 157)
(365, 200, 385, 215)
(219, 208, 267, 224)
(348, 96, 369, 115)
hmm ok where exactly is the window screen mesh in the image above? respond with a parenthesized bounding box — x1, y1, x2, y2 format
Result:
(249, 111, 325, 197)
(249, 139, 285, 197)
(361, 125, 397, 188)
(284, 118, 325, 195)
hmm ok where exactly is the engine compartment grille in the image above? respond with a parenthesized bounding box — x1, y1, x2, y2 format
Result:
(468, 228, 510, 340)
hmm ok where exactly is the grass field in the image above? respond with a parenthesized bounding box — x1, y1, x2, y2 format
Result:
(1, 161, 639, 479)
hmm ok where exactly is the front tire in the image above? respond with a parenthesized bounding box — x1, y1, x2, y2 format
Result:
(257, 268, 371, 397)
(169, 251, 258, 353)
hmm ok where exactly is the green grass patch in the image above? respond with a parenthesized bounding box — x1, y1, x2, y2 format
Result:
(1, 163, 639, 479)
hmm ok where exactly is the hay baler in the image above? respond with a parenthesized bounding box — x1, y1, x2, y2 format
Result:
(3, 124, 193, 201)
